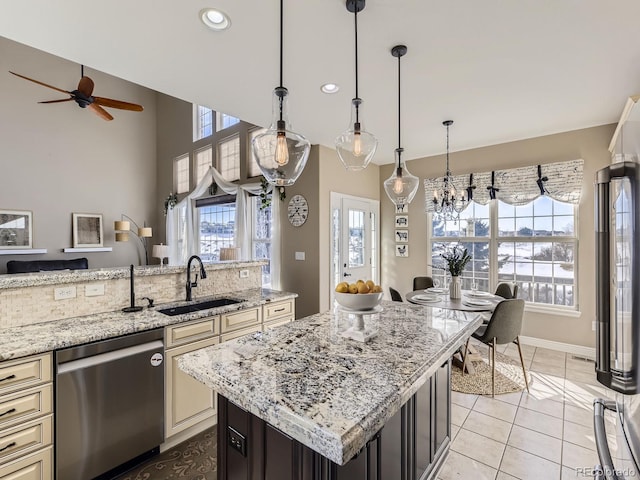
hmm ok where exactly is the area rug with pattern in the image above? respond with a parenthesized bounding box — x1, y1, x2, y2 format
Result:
(114, 428, 216, 480)
(451, 345, 532, 395)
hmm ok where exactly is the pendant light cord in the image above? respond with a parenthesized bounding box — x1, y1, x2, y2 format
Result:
(354, 6, 360, 123)
(278, 0, 284, 122)
(396, 52, 402, 169)
(446, 123, 450, 176)
(81, 64, 84, 77)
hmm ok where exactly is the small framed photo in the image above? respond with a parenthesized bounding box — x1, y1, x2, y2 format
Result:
(395, 215, 409, 228)
(0, 209, 32, 249)
(72, 213, 103, 247)
(395, 244, 409, 257)
(395, 229, 408, 243)
(395, 203, 408, 214)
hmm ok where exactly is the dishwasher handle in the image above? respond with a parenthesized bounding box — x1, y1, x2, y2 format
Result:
(57, 340, 163, 375)
(593, 398, 622, 480)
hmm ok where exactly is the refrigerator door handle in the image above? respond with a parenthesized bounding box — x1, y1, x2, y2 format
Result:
(593, 398, 622, 480)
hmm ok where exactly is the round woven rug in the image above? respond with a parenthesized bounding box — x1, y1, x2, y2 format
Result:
(452, 345, 532, 395)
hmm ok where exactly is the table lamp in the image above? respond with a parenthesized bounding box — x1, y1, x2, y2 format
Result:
(152, 243, 169, 267)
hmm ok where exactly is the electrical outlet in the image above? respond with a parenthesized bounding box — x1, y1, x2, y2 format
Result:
(85, 284, 105, 297)
(239, 270, 249, 278)
(54, 286, 76, 300)
(295, 251, 305, 261)
(227, 426, 246, 457)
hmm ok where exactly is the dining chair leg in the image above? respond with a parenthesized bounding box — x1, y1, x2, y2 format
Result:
(461, 338, 470, 376)
(491, 338, 496, 398)
(514, 336, 530, 393)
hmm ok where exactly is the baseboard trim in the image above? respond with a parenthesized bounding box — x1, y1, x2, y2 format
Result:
(519, 336, 595, 360)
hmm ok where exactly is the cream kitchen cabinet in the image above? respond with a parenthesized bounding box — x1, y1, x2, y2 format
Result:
(0, 354, 52, 480)
(220, 307, 261, 334)
(262, 299, 295, 330)
(165, 317, 219, 439)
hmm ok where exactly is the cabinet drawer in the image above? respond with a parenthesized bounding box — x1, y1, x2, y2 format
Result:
(263, 318, 292, 331)
(221, 308, 260, 334)
(166, 317, 219, 348)
(221, 325, 261, 343)
(0, 415, 52, 466)
(0, 446, 52, 480)
(264, 300, 294, 322)
(0, 385, 52, 432)
(0, 355, 51, 397)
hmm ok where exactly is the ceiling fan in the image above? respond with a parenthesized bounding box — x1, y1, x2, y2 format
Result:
(8, 66, 144, 121)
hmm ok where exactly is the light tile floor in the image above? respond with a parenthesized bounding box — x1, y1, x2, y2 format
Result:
(438, 341, 617, 480)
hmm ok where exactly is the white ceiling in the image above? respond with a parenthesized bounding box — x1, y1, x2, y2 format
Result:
(1, 0, 639, 165)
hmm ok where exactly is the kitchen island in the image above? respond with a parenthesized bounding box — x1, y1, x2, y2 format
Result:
(180, 300, 483, 480)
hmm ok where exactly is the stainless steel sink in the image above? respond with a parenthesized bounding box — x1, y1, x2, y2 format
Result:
(158, 298, 242, 316)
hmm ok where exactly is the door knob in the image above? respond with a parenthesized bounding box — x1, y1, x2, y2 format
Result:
(344, 273, 352, 277)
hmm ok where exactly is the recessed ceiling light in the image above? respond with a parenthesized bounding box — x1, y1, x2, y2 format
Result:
(321, 83, 340, 94)
(200, 8, 231, 31)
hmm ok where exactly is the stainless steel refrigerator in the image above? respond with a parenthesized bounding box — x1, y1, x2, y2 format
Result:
(595, 161, 640, 479)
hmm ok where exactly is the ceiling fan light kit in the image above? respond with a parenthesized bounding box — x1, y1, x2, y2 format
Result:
(335, 0, 378, 171)
(252, 0, 310, 187)
(384, 45, 419, 207)
(8, 66, 144, 121)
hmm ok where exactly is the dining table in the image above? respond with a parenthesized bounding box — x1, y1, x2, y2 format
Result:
(406, 288, 504, 374)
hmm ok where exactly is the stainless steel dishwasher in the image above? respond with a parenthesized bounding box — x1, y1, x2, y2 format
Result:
(55, 328, 165, 480)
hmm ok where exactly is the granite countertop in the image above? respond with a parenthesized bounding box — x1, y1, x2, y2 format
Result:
(179, 301, 483, 465)
(0, 288, 296, 361)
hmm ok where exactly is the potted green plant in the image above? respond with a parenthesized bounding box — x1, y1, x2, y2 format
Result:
(441, 245, 471, 299)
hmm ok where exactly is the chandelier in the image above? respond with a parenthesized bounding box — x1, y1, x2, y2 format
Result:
(432, 120, 467, 221)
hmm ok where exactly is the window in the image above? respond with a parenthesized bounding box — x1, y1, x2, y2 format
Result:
(252, 198, 273, 287)
(198, 201, 236, 263)
(216, 112, 240, 130)
(194, 146, 213, 185)
(430, 197, 577, 308)
(194, 105, 213, 141)
(218, 135, 240, 182)
(174, 154, 190, 194)
(248, 128, 267, 177)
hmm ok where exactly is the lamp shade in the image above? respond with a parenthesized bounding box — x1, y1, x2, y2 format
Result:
(138, 227, 153, 238)
(152, 244, 169, 259)
(220, 247, 241, 261)
(115, 232, 130, 242)
(114, 220, 130, 231)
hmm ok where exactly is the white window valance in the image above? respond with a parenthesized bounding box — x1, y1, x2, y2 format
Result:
(423, 159, 584, 212)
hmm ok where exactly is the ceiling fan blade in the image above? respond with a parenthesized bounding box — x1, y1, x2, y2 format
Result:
(38, 98, 74, 104)
(93, 96, 143, 112)
(9, 71, 72, 95)
(77, 76, 94, 96)
(88, 103, 114, 121)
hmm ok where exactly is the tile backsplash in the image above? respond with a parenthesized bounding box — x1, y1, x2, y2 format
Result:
(0, 263, 263, 328)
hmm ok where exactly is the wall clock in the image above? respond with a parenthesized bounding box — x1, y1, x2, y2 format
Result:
(288, 194, 308, 227)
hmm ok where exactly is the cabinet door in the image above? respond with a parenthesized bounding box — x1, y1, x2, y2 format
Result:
(165, 337, 219, 439)
(0, 446, 52, 480)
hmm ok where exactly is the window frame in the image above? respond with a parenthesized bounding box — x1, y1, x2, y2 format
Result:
(250, 197, 273, 288)
(174, 154, 190, 194)
(428, 199, 579, 312)
(193, 105, 214, 141)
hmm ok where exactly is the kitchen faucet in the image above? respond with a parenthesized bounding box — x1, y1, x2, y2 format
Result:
(186, 255, 207, 301)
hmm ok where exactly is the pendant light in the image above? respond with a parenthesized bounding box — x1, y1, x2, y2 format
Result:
(432, 120, 467, 221)
(383, 45, 419, 206)
(335, 0, 378, 171)
(252, 0, 310, 186)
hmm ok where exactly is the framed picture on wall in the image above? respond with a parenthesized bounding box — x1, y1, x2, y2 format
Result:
(395, 244, 409, 257)
(73, 213, 103, 248)
(395, 215, 409, 228)
(0, 209, 32, 249)
(395, 203, 408, 214)
(395, 229, 408, 243)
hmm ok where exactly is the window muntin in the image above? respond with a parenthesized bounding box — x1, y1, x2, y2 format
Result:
(218, 135, 240, 182)
(195, 105, 214, 141)
(174, 154, 190, 194)
(194, 146, 213, 185)
(216, 112, 240, 130)
(430, 198, 577, 308)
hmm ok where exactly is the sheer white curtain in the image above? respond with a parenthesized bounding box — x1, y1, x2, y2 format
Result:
(166, 167, 281, 288)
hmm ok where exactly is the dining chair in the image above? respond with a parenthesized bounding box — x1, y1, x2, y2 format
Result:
(389, 287, 403, 302)
(494, 282, 518, 299)
(461, 299, 528, 398)
(412, 276, 434, 291)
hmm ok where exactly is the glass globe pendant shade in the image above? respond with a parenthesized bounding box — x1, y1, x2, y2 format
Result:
(253, 87, 310, 186)
(335, 98, 378, 171)
(383, 148, 419, 206)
